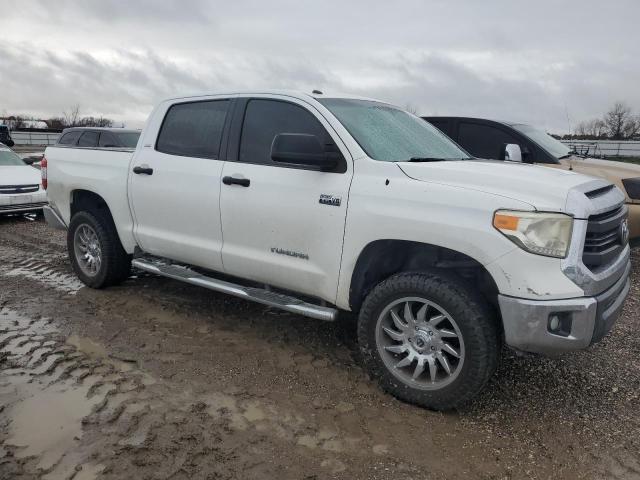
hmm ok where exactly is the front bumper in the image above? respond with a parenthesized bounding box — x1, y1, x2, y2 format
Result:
(499, 260, 631, 355)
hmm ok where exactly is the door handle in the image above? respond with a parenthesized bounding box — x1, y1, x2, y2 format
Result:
(133, 166, 154, 175)
(222, 176, 250, 187)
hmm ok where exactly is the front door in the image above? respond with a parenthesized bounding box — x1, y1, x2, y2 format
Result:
(129, 98, 231, 271)
(219, 97, 353, 302)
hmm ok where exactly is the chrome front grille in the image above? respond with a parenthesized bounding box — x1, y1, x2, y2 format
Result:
(0, 184, 40, 194)
(583, 205, 627, 271)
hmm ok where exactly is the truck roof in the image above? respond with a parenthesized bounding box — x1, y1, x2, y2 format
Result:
(61, 127, 140, 133)
(161, 89, 383, 104)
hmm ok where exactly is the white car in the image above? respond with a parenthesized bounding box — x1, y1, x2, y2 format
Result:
(42, 91, 630, 409)
(0, 143, 47, 215)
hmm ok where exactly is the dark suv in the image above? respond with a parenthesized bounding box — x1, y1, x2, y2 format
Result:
(57, 128, 141, 149)
(0, 125, 14, 147)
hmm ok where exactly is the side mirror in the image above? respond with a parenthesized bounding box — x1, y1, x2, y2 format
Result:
(22, 157, 35, 165)
(503, 143, 523, 162)
(271, 133, 340, 171)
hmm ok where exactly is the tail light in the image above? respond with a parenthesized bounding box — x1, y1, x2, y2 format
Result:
(41, 155, 48, 190)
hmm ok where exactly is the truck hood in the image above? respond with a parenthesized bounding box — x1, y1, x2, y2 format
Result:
(397, 159, 598, 213)
(0, 165, 41, 186)
(558, 156, 640, 204)
(563, 155, 640, 179)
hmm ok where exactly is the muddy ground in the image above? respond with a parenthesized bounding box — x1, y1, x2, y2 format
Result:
(0, 215, 639, 480)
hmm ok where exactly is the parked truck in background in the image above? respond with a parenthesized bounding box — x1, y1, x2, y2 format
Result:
(424, 116, 640, 243)
(42, 91, 631, 409)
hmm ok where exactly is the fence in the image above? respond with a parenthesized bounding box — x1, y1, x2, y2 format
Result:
(11, 131, 60, 146)
(560, 140, 640, 158)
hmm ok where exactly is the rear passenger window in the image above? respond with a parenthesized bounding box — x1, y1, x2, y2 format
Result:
(58, 131, 81, 145)
(156, 100, 229, 159)
(458, 122, 520, 160)
(77, 131, 99, 147)
(239, 99, 330, 166)
(98, 132, 118, 147)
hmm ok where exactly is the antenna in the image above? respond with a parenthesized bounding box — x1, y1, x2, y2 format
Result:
(564, 101, 571, 136)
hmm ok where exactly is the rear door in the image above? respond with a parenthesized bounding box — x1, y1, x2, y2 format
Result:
(219, 97, 353, 302)
(128, 98, 231, 271)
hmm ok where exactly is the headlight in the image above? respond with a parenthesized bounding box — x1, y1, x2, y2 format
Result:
(622, 178, 640, 200)
(493, 210, 573, 258)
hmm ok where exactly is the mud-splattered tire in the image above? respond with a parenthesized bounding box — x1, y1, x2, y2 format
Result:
(67, 210, 131, 288)
(358, 272, 499, 410)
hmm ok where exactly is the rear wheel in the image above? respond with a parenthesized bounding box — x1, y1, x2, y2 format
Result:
(358, 272, 499, 410)
(67, 210, 131, 288)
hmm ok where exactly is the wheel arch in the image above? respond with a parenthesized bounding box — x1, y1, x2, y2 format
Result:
(70, 189, 112, 218)
(348, 239, 500, 314)
(69, 189, 137, 253)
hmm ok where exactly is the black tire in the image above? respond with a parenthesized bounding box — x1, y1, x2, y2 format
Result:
(358, 272, 499, 410)
(67, 210, 131, 288)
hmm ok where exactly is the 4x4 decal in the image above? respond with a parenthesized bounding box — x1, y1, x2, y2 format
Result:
(319, 194, 341, 207)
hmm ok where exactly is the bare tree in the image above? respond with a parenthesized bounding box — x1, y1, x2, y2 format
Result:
(574, 118, 607, 138)
(604, 102, 633, 140)
(1, 115, 26, 129)
(63, 104, 81, 127)
(78, 116, 114, 128)
(622, 115, 640, 139)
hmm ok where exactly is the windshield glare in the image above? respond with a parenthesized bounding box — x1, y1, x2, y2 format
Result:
(0, 149, 26, 166)
(318, 99, 469, 162)
(512, 124, 571, 159)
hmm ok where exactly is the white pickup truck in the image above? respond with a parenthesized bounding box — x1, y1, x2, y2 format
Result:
(42, 91, 631, 409)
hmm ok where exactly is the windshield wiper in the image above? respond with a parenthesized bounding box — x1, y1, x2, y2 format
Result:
(407, 157, 447, 162)
(406, 157, 472, 162)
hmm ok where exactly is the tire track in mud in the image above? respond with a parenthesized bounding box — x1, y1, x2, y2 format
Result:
(1, 256, 85, 295)
(0, 308, 428, 479)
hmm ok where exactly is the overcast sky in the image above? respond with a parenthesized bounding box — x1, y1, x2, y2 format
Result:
(2, 0, 639, 132)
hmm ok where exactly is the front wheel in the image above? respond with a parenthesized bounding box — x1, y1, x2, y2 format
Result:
(358, 272, 499, 410)
(67, 210, 131, 288)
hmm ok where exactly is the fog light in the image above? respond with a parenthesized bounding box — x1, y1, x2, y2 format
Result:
(548, 312, 572, 337)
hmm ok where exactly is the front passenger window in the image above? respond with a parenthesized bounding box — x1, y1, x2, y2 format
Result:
(239, 99, 342, 171)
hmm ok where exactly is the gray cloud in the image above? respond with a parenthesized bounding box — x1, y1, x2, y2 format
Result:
(1, 0, 638, 131)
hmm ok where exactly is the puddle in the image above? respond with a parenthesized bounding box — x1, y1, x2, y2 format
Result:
(68, 334, 109, 358)
(0, 309, 149, 478)
(68, 334, 136, 372)
(8, 381, 103, 470)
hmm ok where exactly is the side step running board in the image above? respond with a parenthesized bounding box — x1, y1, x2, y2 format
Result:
(131, 257, 338, 322)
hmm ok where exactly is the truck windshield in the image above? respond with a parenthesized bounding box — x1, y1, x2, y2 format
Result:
(318, 98, 470, 162)
(0, 149, 26, 166)
(512, 124, 571, 159)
